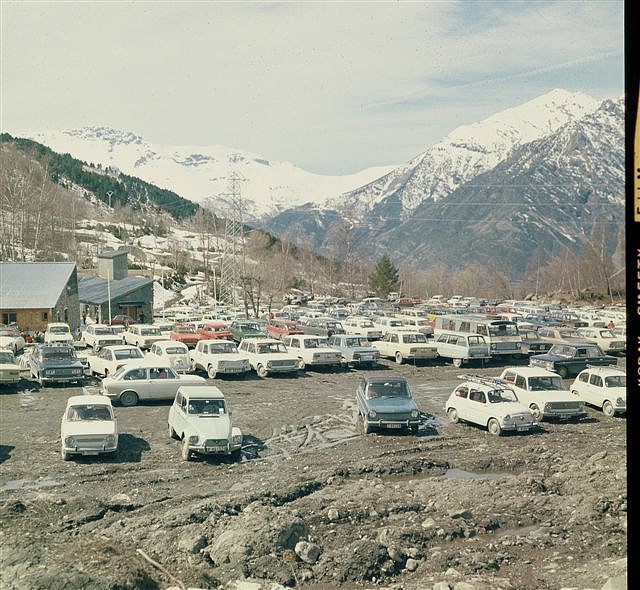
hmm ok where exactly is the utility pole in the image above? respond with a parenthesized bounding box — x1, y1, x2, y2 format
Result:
(220, 173, 246, 306)
(106, 190, 113, 209)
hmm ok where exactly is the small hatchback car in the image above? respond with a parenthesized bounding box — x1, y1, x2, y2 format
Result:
(60, 395, 118, 460)
(355, 373, 421, 433)
(570, 365, 626, 416)
(445, 374, 535, 436)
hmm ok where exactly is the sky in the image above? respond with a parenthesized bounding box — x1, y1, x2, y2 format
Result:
(0, 1, 624, 175)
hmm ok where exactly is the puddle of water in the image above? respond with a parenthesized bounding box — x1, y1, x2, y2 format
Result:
(441, 468, 511, 481)
(0, 477, 62, 492)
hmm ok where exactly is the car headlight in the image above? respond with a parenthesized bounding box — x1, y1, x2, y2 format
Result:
(368, 410, 377, 419)
(616, 397, 625, 406)
(105, 435, 116, 445)
(353, 353, 361, 360)
(490, 344, 497, 350)
(188, 435, 199, 444)
(232, 434, 242, 445)
(503, 414, 511, 422)
(64, 436, 74, 446)
(515, 342, 521, 349)
(410, 410, 419, 418)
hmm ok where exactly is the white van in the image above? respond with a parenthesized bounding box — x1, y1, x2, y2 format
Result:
(434, 331, 490, 367)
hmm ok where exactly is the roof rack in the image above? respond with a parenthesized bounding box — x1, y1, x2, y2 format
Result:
(457, 374, 510, 387)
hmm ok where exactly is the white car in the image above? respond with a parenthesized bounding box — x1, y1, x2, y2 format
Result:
(60, 395, 118, 460)
(0, 325, 26, 354)
(153, 322, 176, 338)
(372, 331, 437, 364)
(281, 335, 342, 370)
(570, 366, 626, 416)
(445, 375, 535, 436)
(81, 324, 123, 349)
(122, 324, 165, 349)
(146, 340, 191, 373)
(0, 349, 21, 387)
(575, 328, 626, 355)
(373, 317, 406, 334)
(499, 367, 586, 421)
(87, 345, 145, 378)
(168, 385, 242, 461)
(237, 338, 299, 377)
(343, 317, 383, 341)
(44, 322, 74, 344)
(189, 340, 251, 379)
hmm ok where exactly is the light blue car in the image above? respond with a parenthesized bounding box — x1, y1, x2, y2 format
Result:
(327, 334, 380, 368)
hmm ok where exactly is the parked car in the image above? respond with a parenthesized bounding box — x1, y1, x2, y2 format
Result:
(395, 316, 434, 338)
(343, 317, 383, 341)
(122, 325, 165, 349)
(355, 373, 421, 433)
(146, 341, 191, 373)
(237, 338, 299, 377)
(169, 325, 202, 348)
(197, 322, 234, 341)
(81, 324, 123, 349)
(153, 322, 176, 337)
(0, 325, 26, 354)
(60, 395, 118, 460)
(433, 331, 490, 367)
(44, 322, 74, 344)
(281, 335, 342, 370)
(109, 315, 135, 326)
(499, 367, 586, 421)
(266, 320, 305, 340)
(326, 334, 380, 368)
(168, 385, 243, 461)
(575, 328, 626, 355)
(529, 343, 617, 378)
(536, 327, 584, 345)
(445, 375, 535, 436)
(101, 363, 207, 406)
(300, 318, 346, 338)
(29, 343, 85, 386)
(0, 349, 21, 388)
(519, 329, 553, 355)
(372, 331, 437, 365)
(570, 366, 626, 416)
(228, 320, 268, 343)
(189, 339, 251, 379)
(88, 344, 145, 377)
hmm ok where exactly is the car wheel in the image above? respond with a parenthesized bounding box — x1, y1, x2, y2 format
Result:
(257, 364, 268, 378)
(181, 438, 192, 461)
(395, 352, 404, 365)
(452, 358, 463, 368)
(207, 365, 217, 379)
(557, 366, 568, 379)
(119, 390, 139, 407)
(191, 360, 197, 372)
(447, 407, 459, 424)
(104, 369, 109, 378)
(298, 358, 306, 371)
(61, 445, 71, 461)
(602, 401, 615, 417)
(410, 424, 419, 434)
(487, 418, 502, 436)
(230, 448, 242, 462)
(529, 404, 542, 421)
(168, 423, 178, 439)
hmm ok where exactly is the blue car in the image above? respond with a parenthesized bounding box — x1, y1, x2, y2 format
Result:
(327, 334, 380, 368)
(29, 343, 85, 386)
(355, 373, 421, 434)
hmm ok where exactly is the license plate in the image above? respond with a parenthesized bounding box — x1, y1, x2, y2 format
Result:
(516, 426, 529, 432)
(361, 355, 373, 360)
(82, 451, 99, 455)
(225, 368, 243, 373)
(205, 446, 226, 452)
(385, 423, 403, 429)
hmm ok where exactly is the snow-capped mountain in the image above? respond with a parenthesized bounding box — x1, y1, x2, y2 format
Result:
(16, 126, 395, 220)
(266, 93, 624, 275)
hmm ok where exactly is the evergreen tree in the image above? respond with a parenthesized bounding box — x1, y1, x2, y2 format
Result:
(369, 255, 399, 297)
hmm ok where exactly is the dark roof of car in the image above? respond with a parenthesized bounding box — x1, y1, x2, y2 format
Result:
(361, 372, 407, 384)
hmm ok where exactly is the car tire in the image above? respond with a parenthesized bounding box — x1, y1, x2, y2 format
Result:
(529, 404, 542, 421)
(487, 418, 502, 436)
(395, 352, 404, 365)
(168, 423, 178, 439)
(119, 390, 139, 407)
(230, 448, 242, 462)
(602, 401, 615, 417)
(207, 365, 217, 379)
(181, 439, 192, 461)
(37, 372, 44, 387)
(558, 366, 568, 379)
(447, 407, 459, 424)
(257, 364, 268, 378)
(452, 358, 463, 368)
(410, 424, 419, 434)
(298, 358, 305, 371)
(61, 446, 71, 461)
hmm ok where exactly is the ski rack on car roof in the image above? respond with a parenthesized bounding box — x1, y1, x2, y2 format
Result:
(457, 374, 510, 387)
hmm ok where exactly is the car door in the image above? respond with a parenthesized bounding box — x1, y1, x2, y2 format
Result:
(576, 371, 592, 403)
(466, 389, 487, 424)
(588, 373, 604, 406)
(452, 386, 470, 420)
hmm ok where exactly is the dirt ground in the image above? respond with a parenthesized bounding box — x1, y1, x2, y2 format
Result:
(0, 355, 627, 590)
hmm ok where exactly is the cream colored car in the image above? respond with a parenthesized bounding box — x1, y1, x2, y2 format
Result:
(575, 328, 625, 355)
(372, 330, 437, 365)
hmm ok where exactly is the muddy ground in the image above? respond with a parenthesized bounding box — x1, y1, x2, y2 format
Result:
(0, 355, 627, 590)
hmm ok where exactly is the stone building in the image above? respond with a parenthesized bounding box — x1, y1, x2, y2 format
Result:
(0, 262, 81, 331)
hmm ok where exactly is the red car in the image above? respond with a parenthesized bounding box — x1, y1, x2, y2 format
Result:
(109, 315, 136, 326)
(170, 325, 202, 348)
(197, 322, 234, 341)
(266, 320, 305, 340)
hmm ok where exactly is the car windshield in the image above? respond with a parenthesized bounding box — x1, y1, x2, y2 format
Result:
(209, 342, 237, 354)
(0, 351, 15, 363)
(42, 349, 75, 360)
(49, 326, 70, 334)
(141, 328, 161, 336)
(605, 375, 626, 387)
(67, 404, 113, 421)
(114, 349, 143, 360)
(598, 330, 616, 338)
(487, 389, 518, 403)
(488, 324, 518, 336)
(366, 380, 410, 398)
(165, 347, 187, 355)
(94, 327, 114, 335)
(187, 398, 226, 415)
(156, 324, 173, 331)
(176, 326, 196, 334)
(258, 343, 287, 354)
(346, 337, 367, 347)
(528, 376, 564, 391)
(0, 328, 18, 337)
(402, 333, 427, 344)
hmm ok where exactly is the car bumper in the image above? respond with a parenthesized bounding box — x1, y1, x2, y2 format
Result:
(41, 375, 84, 383)
(500, 422, 534, 432)
(542, 410, 587, 420)
(369, 419, 419, 429)
(265, 366, 299, 374)
(187, 442, 241, 455)
(62, 444, 117, 455)
(218, 366, 250, 374)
